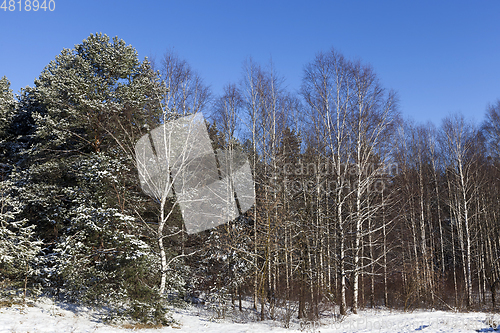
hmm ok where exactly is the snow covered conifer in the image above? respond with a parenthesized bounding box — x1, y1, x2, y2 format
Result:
(0, 177, 42, 295)
(8, 33, 170, 323)
(0, 76, 15, 137)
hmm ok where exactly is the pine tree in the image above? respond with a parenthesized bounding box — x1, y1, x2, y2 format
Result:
(8, 34, 170, 324)
(0, 177, 42, 297)
(0, 77, 42, 297)
(0, 76, 15, 136)
(0, 76, 22, 165)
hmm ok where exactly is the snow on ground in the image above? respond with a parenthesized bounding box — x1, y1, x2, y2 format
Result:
(0, 297, 499, 333)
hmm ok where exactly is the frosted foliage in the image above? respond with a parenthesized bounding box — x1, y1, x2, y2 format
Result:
(0, 76, 14, 131)
(0, 180, 42, 279)
(135, 113, 254, 234)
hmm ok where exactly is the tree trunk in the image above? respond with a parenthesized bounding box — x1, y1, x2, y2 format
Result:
(159, 200, 168, 294)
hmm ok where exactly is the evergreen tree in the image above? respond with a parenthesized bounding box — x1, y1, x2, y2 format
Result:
(0, 76, 15, 137)
(9, 33, 170, 324)
(0, 77, 42, 296)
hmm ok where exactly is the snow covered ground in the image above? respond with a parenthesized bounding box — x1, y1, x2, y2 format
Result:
(0, 297, 499, 332)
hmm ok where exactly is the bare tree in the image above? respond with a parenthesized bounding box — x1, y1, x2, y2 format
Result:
(302, 48, 398, 314)
(348, 60, 398, 314)
(482, 100, 500, 159)
(302, 49, 353, 315)
(440, 114, 481, 308)
(103, 54, 214, 295)
(153, 49, 211, 116)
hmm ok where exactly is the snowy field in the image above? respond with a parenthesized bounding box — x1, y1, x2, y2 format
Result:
(0, 297, 499, 333)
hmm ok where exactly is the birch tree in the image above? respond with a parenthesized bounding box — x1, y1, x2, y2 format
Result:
(155, 50, 211, 116)
(482, 100, 500, 159)
(348, 60, 398, 313)
(440, 114, 481, 308)
(302, 48, 353, 315)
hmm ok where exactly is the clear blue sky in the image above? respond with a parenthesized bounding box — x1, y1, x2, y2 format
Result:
(1, 0, 499, 126)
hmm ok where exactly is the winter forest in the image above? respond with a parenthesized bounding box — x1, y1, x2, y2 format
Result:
(1, 33, 500, 326)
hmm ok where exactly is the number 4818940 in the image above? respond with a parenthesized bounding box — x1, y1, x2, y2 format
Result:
(1, 0, 55, 11)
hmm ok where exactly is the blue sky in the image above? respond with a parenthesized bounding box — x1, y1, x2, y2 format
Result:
(1, 0, 499, 126)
